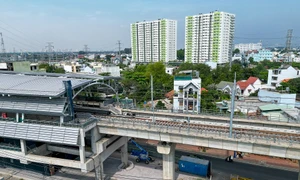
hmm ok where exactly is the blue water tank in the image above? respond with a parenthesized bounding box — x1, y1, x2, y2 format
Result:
(178, 156, 210, 177)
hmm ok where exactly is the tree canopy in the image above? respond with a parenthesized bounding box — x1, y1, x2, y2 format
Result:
(38, 63, 65, 73)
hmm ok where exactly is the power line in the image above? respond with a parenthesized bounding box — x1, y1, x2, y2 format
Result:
(0, 25, 43, 48)
(0, 19, 44, 45)
(3, 34, 40, 52)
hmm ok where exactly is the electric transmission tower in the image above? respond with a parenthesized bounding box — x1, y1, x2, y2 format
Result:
(116, 40, 122, 64)
(117, 40, 122, 55)
(46, 42, 54, 64)
(0, 32, 5, 53)
(0, 32, 6, 61)
(285, 29, 293, 62)
(84, 45, 89, 54)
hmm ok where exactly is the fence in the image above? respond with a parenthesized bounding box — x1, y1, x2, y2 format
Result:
(124, 107, 299, 123)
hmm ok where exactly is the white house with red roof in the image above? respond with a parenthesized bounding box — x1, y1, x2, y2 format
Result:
(236, 77, 262, 97)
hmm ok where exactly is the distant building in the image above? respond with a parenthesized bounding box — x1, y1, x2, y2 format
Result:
(236, 77, 262, 97)
(62, 62, 81, 73)
(258, 89, 296, 108)
(93, 64, 120, 77)
(165, 67, 177, 75)
(267, 65, 300, 88)
(232, 54, 243, 61)
(173, 76, 201, 113)
(234, 42, 262, 53)
(184, 11, 235, 64)
(130, 19, 177, 63)
(248, 49, 273, 62)
(0, 61, 39, 72)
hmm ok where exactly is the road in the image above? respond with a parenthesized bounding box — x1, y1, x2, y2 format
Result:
(129, 143, 299, 180)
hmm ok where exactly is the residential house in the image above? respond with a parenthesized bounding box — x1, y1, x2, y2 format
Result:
(216, 81, 234, 94)
(267, 65, 300, 88)
(236, 77, 261, 97)
(173, 76, 201, 113)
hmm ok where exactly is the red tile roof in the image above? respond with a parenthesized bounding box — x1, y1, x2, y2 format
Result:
(237, 77, 259, 90)
(165, 90, 174, 99)
(247, 77, 258, 84)
(201, 88, 207, 92)
(282, 78, 290, 83)
(237, 81, 249, 90)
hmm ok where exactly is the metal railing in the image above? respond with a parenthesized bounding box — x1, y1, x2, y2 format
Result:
(99, 116, 300, 147)
(0, 143, 21, 151)
(0, 117, 98, 129)
(124, 107, 298, 123)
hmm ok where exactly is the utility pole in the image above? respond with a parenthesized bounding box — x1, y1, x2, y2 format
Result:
(151, 74, 154, 122)
(46, 42, 54, 64)
(229, 72, 236, 138)
(285, 29, 293, 62)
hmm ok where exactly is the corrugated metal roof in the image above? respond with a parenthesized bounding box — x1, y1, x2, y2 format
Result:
(259, 104, 293, 111)
(0, 121, 79, 145)
(0, 70, 121, 80)
(0, 97, 66, 115)
(0, 74, 91, 97)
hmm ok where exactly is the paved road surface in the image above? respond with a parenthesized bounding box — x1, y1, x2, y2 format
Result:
(129, 143, 298, 180)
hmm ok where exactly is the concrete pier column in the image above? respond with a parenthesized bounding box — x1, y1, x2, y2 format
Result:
(95, 161, 104, 180)
(91, 127, 101, 154)
(120, 137, 129, 168)
(20, 139, 28, 164)
(298, 160, 300, 180)
(79, 129, 86, 171)
(157, 142, 176, 180)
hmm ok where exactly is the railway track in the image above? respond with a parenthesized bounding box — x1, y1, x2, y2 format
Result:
(98, 115, 300, 142)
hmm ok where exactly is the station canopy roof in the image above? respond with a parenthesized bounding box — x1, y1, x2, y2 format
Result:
(0, 96, 66, 116)
(0, 73, 92, 97)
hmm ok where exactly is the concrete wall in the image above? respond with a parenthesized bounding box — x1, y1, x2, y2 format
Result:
(13, 61, 31, 72)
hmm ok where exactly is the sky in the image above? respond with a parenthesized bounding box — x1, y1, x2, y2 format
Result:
(0, 0, 300, 52)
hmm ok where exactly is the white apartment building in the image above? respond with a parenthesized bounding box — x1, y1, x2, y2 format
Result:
(184, 11, 235, 64)
(130, 19, 177, 63)
(267, 65, 300, 88)
(234, 42, 262, 53)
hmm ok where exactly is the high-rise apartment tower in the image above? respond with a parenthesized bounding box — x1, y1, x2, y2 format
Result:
(131, 19, 177, 63)
(185, 11, 235, 64)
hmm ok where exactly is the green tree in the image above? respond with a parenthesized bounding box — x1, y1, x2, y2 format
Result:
(177, 49, 185, 60)
(155, 100, 166, 109)
(278, 78, 300, 93)
(99, 72, 111, 76)
(249, 57, 254, 64)
(233, 48, 240, 55)
(121, 62, 173, 104)
(106, 55, 113, 62)
(54, 68, 65, 73)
